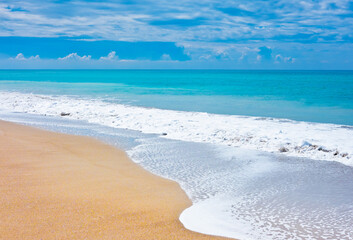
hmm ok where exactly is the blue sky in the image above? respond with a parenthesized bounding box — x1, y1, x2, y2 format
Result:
(0, 0, 352, 69)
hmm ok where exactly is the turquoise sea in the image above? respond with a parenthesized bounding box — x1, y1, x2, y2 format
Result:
(0, 70, 352, 125)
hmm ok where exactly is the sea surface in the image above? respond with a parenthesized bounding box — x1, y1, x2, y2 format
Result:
(1, 70, 353, 125)
(1, 70, 353, 239)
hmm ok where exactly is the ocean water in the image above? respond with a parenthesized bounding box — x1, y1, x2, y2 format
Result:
(1, 70, 353, 239)
(0, 70, 353, 125)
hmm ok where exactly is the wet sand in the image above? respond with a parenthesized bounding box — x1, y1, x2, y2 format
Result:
(0, 120, 231, 240)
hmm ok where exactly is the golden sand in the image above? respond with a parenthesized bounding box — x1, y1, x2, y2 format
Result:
(0, 120, 231, 240)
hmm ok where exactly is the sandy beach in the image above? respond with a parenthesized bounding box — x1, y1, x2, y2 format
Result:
(0, 120, 230, 240)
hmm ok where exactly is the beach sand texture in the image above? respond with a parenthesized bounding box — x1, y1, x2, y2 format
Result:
(0, 120, 230, 240)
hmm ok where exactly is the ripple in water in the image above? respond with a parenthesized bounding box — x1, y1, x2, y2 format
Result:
(130, 139, 353, 240)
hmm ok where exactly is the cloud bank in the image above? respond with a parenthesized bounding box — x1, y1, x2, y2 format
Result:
(0, 0, 352, 69)
(10, 53, 40, 61)
(99, 51, 117, 60)
(58, 53, 91, 61)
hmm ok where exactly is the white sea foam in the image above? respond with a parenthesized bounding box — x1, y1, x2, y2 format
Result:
(0, 91, 352, 166)
(127, 134, 353, 240)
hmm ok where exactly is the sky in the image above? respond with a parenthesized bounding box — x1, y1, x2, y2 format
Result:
(0, 0, 352, 69)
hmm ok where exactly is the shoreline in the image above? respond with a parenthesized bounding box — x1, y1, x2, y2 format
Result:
(0, 120, 231, 239)
(1, 91, 352, 165)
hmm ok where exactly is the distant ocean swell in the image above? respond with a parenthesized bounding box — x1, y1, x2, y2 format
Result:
(1, 91, 352, 166)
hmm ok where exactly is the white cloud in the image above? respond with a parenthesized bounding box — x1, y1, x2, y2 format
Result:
(1, 0, 350, 45)
(99, 51, 117, 60)
(14, 53, 25, 60)
(284, 56, 295, 63)
(275, 54, 295, 63)
(10, 53, 40, 61)
(239, 52, 246, 61)
(275, 54, 283, 63)
(58, 53, 91, 61)
(199, 54, 212, 60)
(161, 53, 172, 60)
(28, 55, 40, 60)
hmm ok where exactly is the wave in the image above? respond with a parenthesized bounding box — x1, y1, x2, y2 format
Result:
(0, 91, 352, 166)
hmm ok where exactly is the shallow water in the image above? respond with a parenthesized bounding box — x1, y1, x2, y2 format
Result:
(2, 112, 352, 240)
